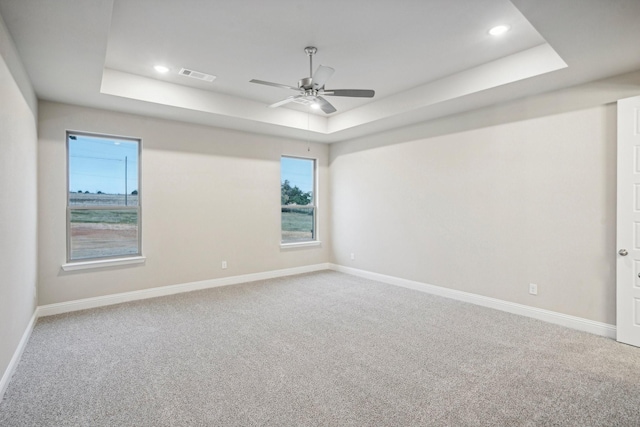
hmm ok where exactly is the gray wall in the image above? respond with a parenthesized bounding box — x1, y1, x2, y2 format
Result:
(35, 72, 640, 322)
(0, 15, 38, 389)
(328, 76, 640, 325)
(37, 102, 330, 305)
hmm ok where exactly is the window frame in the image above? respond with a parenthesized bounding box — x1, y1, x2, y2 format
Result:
(65, 130, 143, 265)
(280, 155, 318, 246)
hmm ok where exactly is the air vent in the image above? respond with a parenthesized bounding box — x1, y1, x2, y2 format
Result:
(178, 68, 216, 82)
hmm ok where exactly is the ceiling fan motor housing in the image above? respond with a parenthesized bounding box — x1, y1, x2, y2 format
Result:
(298, 77, 313, 90)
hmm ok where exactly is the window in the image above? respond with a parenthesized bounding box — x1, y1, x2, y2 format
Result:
(67, 132, 141, 262)
(281, 156, 316, 244)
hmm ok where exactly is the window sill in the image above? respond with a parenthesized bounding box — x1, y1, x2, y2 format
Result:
(62, 256, 146, 271)
(280, 241, 322, 249)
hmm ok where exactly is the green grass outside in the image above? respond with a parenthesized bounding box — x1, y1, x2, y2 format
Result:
(70, 209, 138, 224)
(282, 209, 314, 242)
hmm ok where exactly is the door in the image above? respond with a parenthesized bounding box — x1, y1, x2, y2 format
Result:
(617, 95, 640, 347)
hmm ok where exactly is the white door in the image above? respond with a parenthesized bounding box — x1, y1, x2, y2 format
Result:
(617, 95, 640, 347)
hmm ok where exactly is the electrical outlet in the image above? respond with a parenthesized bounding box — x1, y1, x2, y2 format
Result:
(350, 253, 355, 260)
(529, 283, 538, 295)
(222, 261, 227, 269)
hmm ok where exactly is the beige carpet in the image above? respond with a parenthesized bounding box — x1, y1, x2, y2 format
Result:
(1, 270, 640, 426)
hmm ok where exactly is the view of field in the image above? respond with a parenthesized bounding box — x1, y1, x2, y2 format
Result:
(69, 193, 139, 260)
(68, 193, 314, 259)
(280, 157, 315, 243)
(281, 208, 314, 243)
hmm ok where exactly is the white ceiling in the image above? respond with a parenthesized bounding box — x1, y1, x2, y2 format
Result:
(1, 0, 640, 143)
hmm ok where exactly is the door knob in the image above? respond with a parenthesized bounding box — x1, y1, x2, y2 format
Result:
(619, 249, 629, 256)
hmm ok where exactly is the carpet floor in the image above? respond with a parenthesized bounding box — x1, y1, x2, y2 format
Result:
(1, 270, 640, 426)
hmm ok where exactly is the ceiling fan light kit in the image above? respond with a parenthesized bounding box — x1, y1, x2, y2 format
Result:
(250, 46, 375, 114)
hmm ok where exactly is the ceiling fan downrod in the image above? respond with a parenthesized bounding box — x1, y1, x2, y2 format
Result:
(304, 46, 317, 78)
(298, 47, 318, 90)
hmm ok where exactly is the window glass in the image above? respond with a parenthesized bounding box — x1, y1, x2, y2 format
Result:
(67, 133, 141, 261)
(281, 157, 316, 243)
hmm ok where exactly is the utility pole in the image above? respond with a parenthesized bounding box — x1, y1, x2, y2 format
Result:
(125, 156, 128, 206)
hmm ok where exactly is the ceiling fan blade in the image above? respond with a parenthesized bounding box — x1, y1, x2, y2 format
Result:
(311, 66, 335, 90)
(250, 79, 299, 91)
(268, 96, 300, 108)
(316, 96, 337, 114)
(322, 89, 375, 98)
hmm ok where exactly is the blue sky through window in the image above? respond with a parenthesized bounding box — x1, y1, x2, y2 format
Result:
(68, 134, 139, 195)
(281, 157, 313, 194)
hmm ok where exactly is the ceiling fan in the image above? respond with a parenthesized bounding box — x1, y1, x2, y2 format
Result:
(250, 47, 375, 114)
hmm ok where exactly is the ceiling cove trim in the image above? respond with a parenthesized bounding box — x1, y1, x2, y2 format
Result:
(328, 43, 567, 133)
(100, 68, 329, 133)
(101, 43, 566, 136)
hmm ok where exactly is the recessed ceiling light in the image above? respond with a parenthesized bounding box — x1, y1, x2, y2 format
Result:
(489, 25, 510, 36)
(154, 65, 169, 73)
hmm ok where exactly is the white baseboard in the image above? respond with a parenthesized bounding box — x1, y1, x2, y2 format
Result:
(38, 263, 331, 318)
(329, 264, 617, 339)
(0, 310, 38, 400)
(38, 262, 617, 336)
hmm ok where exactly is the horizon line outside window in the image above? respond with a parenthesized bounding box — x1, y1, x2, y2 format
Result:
(281, 156, 316, 244)
(66, 131, 141, 262)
